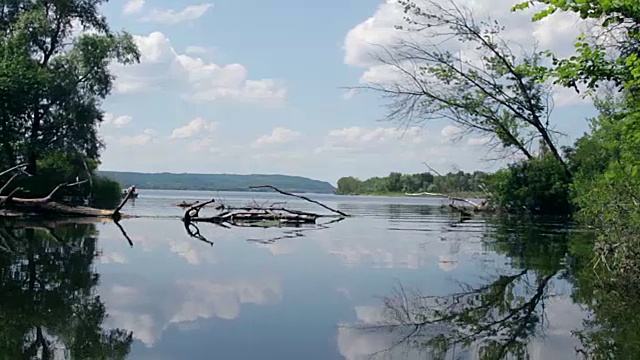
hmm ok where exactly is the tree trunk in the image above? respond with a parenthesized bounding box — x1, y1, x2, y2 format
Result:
(27, 109, 42, 176)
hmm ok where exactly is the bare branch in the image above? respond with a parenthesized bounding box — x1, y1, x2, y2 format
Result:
(0, 164, 28, 178)
(249, 185, 349, 217)
(352, 0, 572, 174)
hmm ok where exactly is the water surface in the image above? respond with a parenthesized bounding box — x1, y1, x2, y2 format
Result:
(0, 190, 593, 359)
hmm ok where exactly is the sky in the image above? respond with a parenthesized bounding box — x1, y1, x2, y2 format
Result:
(96, 0, 598, 184)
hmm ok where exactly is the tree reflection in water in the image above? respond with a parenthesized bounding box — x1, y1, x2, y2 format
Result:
(0, 220, 132, 359)
(346, 216, 597, 360)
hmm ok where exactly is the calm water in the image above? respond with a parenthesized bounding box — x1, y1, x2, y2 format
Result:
(0, 189, 593, 359)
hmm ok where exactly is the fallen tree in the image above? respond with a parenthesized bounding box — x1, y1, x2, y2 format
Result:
(182, 186, 349, 227)
(0, 164, 134, 219)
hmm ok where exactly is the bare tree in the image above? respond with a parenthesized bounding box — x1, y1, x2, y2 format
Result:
(352, 0, 571, 177)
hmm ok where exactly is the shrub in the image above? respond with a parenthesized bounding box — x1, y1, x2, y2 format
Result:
(489, 154, 572, 215)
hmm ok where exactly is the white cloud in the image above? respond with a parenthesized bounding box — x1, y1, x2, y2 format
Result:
(100, 252, 128, 264)
(316, 126, 427, 154)
(253, 127, 301, 147)
(99, 123, 507, 182)
(140, 3, 213, 24)
(111, 32, 286, 106)
(467, 137, 491, 146)
(441, 125, 462, 141)
(185, 45, 215, 57)
(170, 118, 218, 139)
(344, 0, 592, 108)
(123, 0, 145, 15)
(103, 113, 132, 128)
(553, 84, 591, 107)
(111, 129, 157, 146)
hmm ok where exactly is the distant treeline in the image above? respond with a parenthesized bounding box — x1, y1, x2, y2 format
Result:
(336, 171, 490, 195)
(98, 171, 337, 194)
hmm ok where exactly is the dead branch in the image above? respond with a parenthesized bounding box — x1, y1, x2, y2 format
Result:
(183, 199, 219, 221)
(0, 187, 22, 207)
(44, 179, 88, 201)
(113, 186, 136, 217)
(0, 177, 135, 219)
(422, 162, 443, 177)
(0, 163, 27, 178)
(0, 173, 21, 195)
(182, 196, 328, 227)
(249, 185, 349, 217)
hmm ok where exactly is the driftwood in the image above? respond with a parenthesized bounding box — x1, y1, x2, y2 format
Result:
(405, 191, 494, 216)
(183, 199, 320, 226)
(183, 186, 349, 227)
(175, 200, 218, 208)
(0, 165, 134, 219)
(249, 185, 350, 217)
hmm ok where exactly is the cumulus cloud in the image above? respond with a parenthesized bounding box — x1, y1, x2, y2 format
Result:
(467, 137, 491, 146)
(440, 125, 462, 141)
(102, 113, 133, 128)
(99, 122, 505, 181)
(170, 118, 218, 139)
(344, 0, 592, 108)
(140, 3, 213, 24)
(185, 45, 215, 57)
(315, 126, 428, 155)
(111, 32, 286, 106)
(122, 0, 145, 15)
(108, 129, 158, 146)
(253, 127, 301, 147)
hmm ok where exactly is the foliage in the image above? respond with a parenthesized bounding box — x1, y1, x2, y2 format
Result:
(488, 154, 572, 215)
(514, 0, 640, 92)
(357, 0, 571, 176)
(0, 0, 139, 207)
(514, 0, 640, 293)
(7, 151, 122, 208)
(91, 174, 122, 208)
(336, 170, 488, 195)
(512, 3, 640, 357)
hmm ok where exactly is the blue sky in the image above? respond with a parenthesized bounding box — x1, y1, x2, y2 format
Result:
(97, 0, 597, 184)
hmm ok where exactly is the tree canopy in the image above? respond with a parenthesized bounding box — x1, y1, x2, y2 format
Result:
(336, 170, 489, 195)
(0, 0, 140, 206)
(355, 0, 571, 177)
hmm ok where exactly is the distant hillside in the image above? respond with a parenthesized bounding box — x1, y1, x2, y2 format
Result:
(98, 171, 337, 193)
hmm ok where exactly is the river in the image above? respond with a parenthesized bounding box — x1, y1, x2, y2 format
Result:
(0, 189, 599, 359)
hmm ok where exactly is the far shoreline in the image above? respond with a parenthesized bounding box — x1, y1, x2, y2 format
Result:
(130, 188, 486, 198)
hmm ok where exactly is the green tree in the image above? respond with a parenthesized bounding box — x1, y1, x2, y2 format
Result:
(336, 176, 362, 194)
(0, 0, 138, 207)
(514, 0, 640, 92)
(353, 0, 571, 177)
(489, 154, 572, 214)
(515, 0, 640, 285)
(0, 0, 139, 176)
(386, 172, 403, 192)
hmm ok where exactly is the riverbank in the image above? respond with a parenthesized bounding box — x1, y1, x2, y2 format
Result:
(338, 191, 487, 198)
